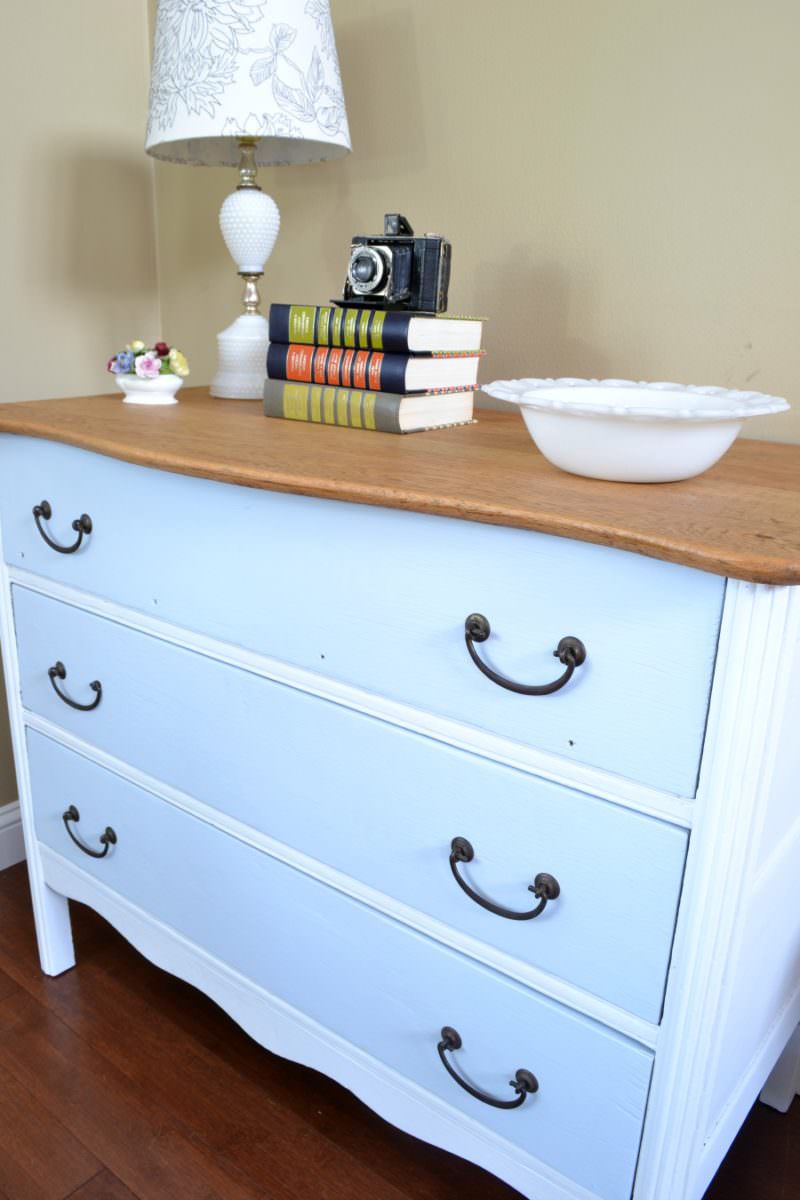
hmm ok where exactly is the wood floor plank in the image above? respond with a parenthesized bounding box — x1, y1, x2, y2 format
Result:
(0, 964, 17, 1003)
(29, 933, 472, 1200)
(65, 1170, 141, 1200)
(705, 1098, 800, 1200)
(0, 864, 793, 1200)
(0, 1058, 100, 1200)
(0, 873, 492, 1199)
(0, 989, 267, 1200)
(89, 937, 517, 1199)
(0, 864, 106, 1000)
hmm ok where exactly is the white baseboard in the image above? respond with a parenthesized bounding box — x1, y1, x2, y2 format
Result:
(0, 801, 25, 870)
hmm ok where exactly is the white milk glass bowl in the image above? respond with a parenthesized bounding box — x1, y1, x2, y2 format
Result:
(481, 379, 789, 483)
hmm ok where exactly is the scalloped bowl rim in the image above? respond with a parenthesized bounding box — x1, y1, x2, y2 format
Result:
(481, 378, 790, 423)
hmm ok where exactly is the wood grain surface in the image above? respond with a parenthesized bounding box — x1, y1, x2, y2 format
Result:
(0, 388, 797, 583)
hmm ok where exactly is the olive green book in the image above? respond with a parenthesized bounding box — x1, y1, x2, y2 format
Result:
(263, 378, 475, 434)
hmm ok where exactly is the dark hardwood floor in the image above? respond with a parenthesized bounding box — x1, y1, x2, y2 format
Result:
(0, 863, 795, 1200)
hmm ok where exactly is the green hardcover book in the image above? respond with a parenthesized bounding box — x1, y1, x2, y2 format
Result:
(263, 379, 474, 434)
(269, 303, 483, 354)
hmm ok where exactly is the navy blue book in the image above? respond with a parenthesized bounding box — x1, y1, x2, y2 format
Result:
(266, 342, 481, 395)
(268, 303, 483, 354)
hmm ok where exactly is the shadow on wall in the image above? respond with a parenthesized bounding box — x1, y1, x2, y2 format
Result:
(477, 249, 609, 406)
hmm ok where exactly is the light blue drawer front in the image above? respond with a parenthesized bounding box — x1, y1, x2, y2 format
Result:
(15, 585, 688, 1022)
(1, 436, 724, 794)
(29, 730, 653, 1200)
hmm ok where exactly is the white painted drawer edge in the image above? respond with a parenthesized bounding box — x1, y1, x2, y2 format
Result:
(38, 842, 607, 1200)
(25, 710, 659, 1050)
(10, 567, 695, 828)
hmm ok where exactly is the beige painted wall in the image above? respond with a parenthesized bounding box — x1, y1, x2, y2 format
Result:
(0, 0, 159, 406)
(0, 1, 159, 805)
(153, 0, 800, 444)
(0, 0, 798, 813)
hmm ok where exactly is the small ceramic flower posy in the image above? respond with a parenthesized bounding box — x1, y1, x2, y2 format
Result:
(108, 340, 190, 405)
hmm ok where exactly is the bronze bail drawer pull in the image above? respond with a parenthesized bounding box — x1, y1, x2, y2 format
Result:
(450, 837, 560, 920)
(464, 614, 586, 696)
(33, 500, 92, 554)
(62, 805, 117, 859)
(48, 662, 102, 711)
(437, 1027, 538, 1109)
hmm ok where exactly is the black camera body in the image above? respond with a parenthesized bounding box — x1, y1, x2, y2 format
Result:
(340, 213, 451, 313)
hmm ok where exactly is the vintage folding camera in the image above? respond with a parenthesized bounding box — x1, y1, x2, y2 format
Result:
(340, 213, 451, 313)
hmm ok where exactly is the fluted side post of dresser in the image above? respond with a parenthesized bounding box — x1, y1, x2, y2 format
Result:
(636, 579, 800, 1199)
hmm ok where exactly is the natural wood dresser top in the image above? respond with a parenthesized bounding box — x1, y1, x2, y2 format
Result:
(0, 387, 797, 584)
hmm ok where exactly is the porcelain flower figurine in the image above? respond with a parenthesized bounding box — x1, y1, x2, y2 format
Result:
(107, 340, 190, 406)
(108, 340, 190, 380)
(134, 352, 162, 379)
(107, 350, 134, 374)
(168, 348, 190, 377)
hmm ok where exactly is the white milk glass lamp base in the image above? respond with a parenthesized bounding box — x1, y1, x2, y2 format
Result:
(211, 313, 269, 400)
(211, 174, 279, 401)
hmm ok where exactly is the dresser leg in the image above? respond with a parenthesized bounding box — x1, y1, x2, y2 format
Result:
(26, 861, 75, 976)
(759, 1025, 800, 1113)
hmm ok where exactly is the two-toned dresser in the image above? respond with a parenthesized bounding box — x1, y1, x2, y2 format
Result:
(0, 390, 797, 1200)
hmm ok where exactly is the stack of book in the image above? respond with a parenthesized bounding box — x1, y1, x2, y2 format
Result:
(264, 304, 484, 433)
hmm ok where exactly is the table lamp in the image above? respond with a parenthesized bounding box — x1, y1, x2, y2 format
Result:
(145, 0, 351, 399)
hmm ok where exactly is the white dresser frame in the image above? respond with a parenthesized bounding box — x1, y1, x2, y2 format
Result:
(1, 531, 798, 1199)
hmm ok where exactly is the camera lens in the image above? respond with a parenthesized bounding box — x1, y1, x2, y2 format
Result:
(351, 253, 376, 284)
(347, 245, 389, 295)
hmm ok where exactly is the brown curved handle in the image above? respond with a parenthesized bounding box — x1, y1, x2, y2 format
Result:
(48, 662, 102, 711)
(437, 1027, 538, 1109)
(464, 614, 586, 696)
(449, 837, 560, 920)
(33, 501, 92, 554)
(62, 806, 116, 859)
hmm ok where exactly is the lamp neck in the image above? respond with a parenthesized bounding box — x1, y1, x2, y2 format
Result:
(237, 138, 260, 190)
(240, 273, 263, 314)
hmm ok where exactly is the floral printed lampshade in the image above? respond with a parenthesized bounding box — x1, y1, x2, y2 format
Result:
(146, 0, 351, 166)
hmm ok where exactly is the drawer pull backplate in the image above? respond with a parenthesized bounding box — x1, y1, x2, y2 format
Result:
(449, 836, 560, 920)
(464, 613, 586, 696)
(62, 805, 117, 859)
(48, 661, 102, 711)
(437, 1026, 538, 1109)
(33, 500, 92, 554)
